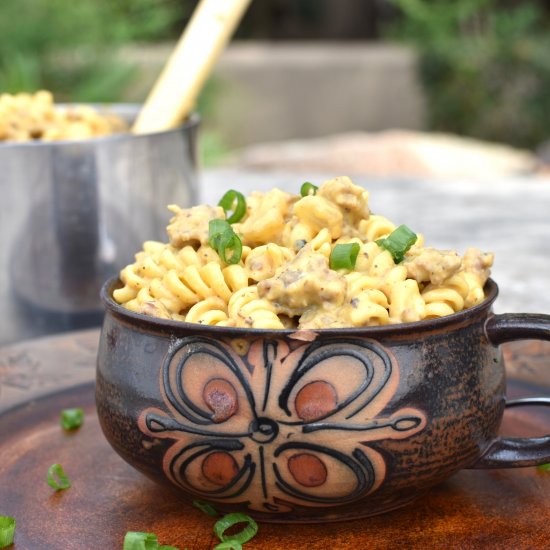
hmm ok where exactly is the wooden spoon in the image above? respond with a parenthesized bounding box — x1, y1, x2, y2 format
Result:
(132, 0, 252, 134)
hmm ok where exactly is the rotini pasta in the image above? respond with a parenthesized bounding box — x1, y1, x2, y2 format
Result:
(0, 90, 126, 142)
(113, 176, 494, 328)
(184, 297, 229, 326)
(227, 286, 284, 329)
(359, 215, 396, 242)
(422, 273, 470, 319)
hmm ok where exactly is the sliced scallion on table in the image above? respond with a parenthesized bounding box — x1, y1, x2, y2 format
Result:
(46, 463, 71, 491)
(192, 500, 218, 517)
(376, 224, 417, 264)
(213, 513, 258, 546)
(60, 408, 84, 430)
(123, 532, 159, 550)
(218, 190, 247, 223)
(214, 540, 242, 550)
(123, 531, 179, 550)
(329, 242, 360, 270)
(0, 516, 15, 549)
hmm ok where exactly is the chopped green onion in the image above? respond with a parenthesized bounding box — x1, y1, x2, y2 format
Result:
(123, 532, 156, 550)
(60, 408, 84, 430)
(329, 243, 360, 270)
(0, 516, 15, 549)
(213, 513, 258, 546)
(209, 219, 232, 249)
(218, 230, 242, 265)
(209, 220, 243, 265)
(218, 190, 247, 224)
(376, 224, 417, 264)
(47, 463, 71, 491)
(537, 463, 550, 472)
(300, 182, 318, 197)
(193, 500, 218, 517)
(122, 532, 180, 550)
(123, 532, 160, 550)
(214, 540, 242, 550)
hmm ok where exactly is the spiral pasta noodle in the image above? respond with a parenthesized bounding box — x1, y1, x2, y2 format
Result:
(184, 297, 229, 326)
(422, 274, 470, 319)
(0, 90, 127, 142)
(359, 215, 396, 242)
(228, 287, 285, 329)
(113, 176, 494, 328)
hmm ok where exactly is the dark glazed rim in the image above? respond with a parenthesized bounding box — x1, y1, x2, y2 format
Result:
(100, 276, 498, 338)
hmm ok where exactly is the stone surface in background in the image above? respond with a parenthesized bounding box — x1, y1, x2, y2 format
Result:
(234, 131, 540, 178)
(121, 42, 425, 148)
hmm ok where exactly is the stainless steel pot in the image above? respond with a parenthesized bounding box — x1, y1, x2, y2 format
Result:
(0, 105, 199, 345)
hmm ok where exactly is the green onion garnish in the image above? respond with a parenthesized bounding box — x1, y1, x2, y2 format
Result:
(60, 408, 84, 430)
(329, 243, 360, 270)
(193, 500, 218, 516)
(209, 219, 232, 249)
(47, 463, 71, 491)
(213, 513, 258, 546)
(122, 531, 179, 550)
(208, 219, 243, 265)
(218, 230, 242, 265)
(300, 182, 318, 197)
(376, 224, 417, 264)
(0, 516, 15, 549)
(537, 463, 550, 472)
(214, 540, 242, 550)
(218, 190, 247, 224)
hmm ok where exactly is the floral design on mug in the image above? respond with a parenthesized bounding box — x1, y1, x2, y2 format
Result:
(138, 336, 426, 513)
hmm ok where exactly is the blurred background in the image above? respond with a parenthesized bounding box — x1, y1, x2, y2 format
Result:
(2, 0, 550, 171)
(1, 0, 550, 348)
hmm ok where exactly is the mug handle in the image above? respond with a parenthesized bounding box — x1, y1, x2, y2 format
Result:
(471, 313, 550, 469)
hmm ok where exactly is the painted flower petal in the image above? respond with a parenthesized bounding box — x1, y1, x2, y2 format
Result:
(161, 337, 256, 433)
(275, 339, 394, 425)
(272, 441, 382, 503)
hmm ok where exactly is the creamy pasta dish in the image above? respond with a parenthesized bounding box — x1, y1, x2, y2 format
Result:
(113, 176, 494, 329)
(0, 91, 127, 142)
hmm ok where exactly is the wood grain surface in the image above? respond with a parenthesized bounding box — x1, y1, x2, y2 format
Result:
(0, 330, 549, 550)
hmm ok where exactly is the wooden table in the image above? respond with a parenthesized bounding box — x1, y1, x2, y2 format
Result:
(1, 330, 549, 549)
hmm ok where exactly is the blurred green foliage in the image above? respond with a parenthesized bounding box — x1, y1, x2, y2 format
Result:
(0, 0, 227, 165)
(0, 0, 183, 101)
(389, 0, 550, 148)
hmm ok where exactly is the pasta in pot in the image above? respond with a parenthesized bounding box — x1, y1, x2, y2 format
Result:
(0, 90, 127, 142)
(113, 176, 494, 329)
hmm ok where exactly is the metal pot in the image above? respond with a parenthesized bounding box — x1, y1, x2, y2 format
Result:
(0, 106, 199, 345)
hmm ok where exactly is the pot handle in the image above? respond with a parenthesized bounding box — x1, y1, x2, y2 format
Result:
(471, 313, 550, 469)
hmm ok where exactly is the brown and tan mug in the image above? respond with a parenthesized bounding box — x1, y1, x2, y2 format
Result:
(96, 277, 550, 522)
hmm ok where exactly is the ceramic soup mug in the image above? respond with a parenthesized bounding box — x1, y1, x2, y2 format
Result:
(96, 277, 550, 522)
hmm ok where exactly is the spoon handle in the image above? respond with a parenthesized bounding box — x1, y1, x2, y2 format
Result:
(132, 0, 252, 134)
